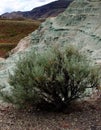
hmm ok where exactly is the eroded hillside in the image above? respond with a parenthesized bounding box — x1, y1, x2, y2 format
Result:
(0, 0, 101, 91)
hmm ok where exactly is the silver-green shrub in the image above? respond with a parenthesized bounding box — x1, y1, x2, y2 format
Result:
(1, 45, 100, 111)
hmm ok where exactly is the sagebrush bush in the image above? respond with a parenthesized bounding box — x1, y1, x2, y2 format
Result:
(1, 45, 100, 111)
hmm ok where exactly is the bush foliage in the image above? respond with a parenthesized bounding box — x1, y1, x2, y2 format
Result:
(1, 45, 100, 111)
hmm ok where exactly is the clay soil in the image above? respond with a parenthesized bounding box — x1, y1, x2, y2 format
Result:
(0, 92, 101, 130)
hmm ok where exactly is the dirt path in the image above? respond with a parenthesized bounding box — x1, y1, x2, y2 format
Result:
(0, 93, 101, 130)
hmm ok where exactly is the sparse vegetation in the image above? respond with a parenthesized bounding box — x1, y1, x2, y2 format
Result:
(0, 19, 41, 57)
(1, 45, 100, 111)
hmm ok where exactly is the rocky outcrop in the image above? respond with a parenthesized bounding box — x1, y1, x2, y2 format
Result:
(0, 0, 101, 91)
(31, 0, 101, 61)
(0, 35, 31, 90)
(10, 35, 31, 54)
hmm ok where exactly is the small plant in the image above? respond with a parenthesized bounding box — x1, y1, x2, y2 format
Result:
(0, 45, 100, 111)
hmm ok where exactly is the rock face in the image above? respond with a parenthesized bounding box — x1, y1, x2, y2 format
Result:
(0, 0, 101, 91)
(10, 36, 31, 54)
(31, 0, 101, 61)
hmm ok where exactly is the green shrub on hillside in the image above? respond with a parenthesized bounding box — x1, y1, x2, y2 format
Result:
(1, 45, 100, 111)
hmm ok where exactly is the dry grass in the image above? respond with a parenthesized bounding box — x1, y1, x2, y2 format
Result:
(0, 19, 41, 57)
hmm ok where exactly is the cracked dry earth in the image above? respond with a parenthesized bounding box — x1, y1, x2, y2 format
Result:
(0, 92, 101, 130)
